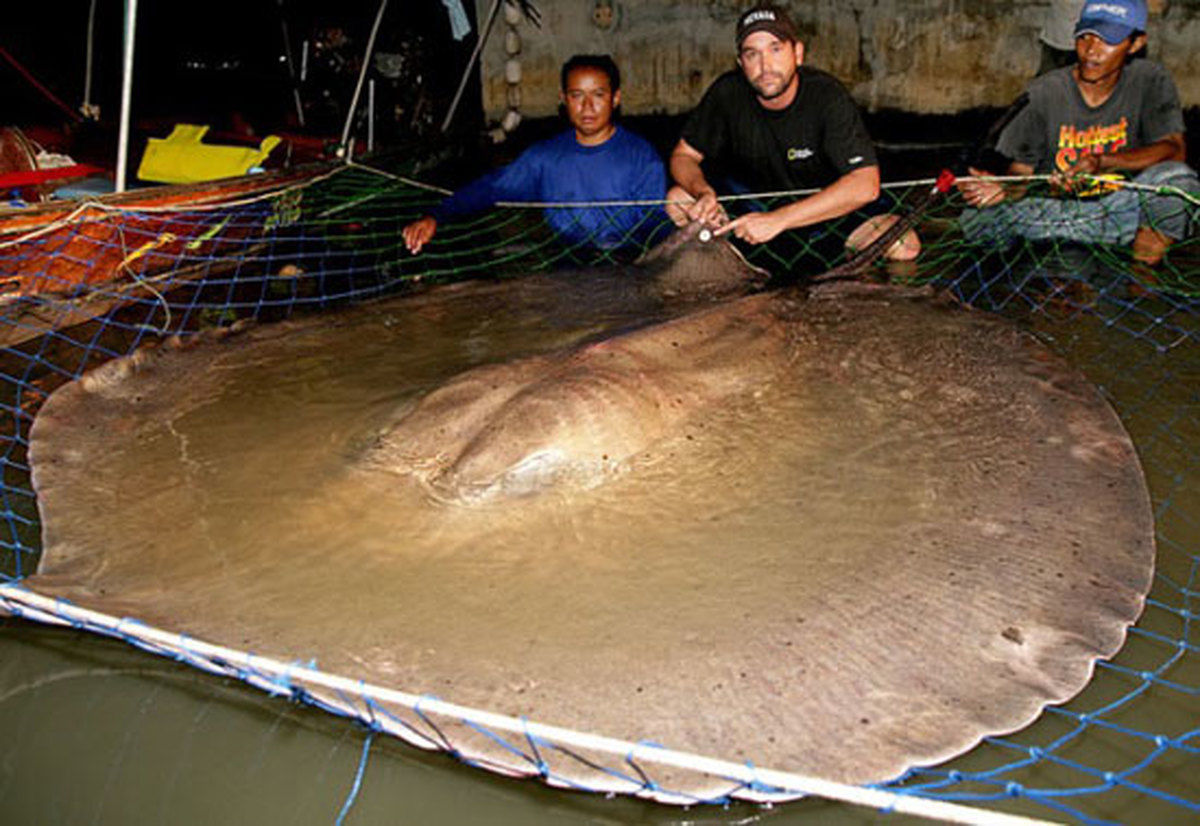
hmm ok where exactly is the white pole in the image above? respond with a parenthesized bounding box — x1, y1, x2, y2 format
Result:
(0, 582, 1058, 826)
(338, 0, 389, 158)
(441, 0, 503, 134)
(115, 0, 138, 193)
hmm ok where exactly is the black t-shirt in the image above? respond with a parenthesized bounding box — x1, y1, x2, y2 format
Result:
(681, 66, 878, 193)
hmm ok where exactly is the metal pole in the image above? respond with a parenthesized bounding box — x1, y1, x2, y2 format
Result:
(338, 0, 389, 158)
(115, 0, 138, 193)
(276, 0, 306, 127)
(441, 0, 503, 134)
(83, 0, 98, 117)
(367, 79, 375, 153)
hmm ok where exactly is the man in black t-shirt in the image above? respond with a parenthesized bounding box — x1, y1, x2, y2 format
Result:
(666, 4, 917, 266)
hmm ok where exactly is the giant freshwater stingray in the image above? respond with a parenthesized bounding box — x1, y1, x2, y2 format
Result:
(25, 228, 1154, 800)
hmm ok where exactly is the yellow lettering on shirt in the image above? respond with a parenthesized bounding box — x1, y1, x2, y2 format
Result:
(1054, 117, 1129, 173)
(1054, 117, 1129, 195)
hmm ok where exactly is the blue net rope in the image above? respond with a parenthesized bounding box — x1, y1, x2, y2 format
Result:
(0, 160, 1197, 823)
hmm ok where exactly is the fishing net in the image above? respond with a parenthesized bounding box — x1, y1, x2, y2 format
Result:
(0, 160, 1197, 824)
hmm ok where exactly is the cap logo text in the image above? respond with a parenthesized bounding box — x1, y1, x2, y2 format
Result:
(1083, 3, 1130, 19)
(742, 10, 778, 25)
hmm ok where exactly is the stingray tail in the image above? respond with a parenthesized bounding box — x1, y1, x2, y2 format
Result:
(815, 170, 957, 283)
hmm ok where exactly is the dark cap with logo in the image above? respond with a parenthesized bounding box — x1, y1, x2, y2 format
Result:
(736, 4, 799, 47)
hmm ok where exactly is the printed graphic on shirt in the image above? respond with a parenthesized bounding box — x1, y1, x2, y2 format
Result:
(1055, 117, 1129, 195)
(1055, 118, 1128, 172)
(785, 147, 866, 168)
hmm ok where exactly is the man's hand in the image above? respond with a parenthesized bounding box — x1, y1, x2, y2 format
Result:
(1066, 152, 1104, 176)
(714, 210, 786, 245)
(402, 216, 438, 254)
(668, 139, 729, 228)
(665, 185, 727, 228)
(683, 189, 727, 227)
(1054, 135, 1183, 193)
(957, 167, 1007, 208)
(1053, 152, 1107, 194)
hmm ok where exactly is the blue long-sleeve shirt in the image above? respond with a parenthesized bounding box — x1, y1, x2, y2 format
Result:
(432, 126, 667, 249)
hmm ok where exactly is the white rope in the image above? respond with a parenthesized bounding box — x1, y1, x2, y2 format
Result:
(492, 178, 939, 209)
(1108, 178, 1200, 206)
(0, 582, 1056, 825)
(0, 166, 349, 250)
(480, 178, 946, 209)
(342, 161, 454, 194)
(316, 161, 458, 218)
(960, 172, 1200, 206)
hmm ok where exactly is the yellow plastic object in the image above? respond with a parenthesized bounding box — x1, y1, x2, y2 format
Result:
(137, 124, 281, 184)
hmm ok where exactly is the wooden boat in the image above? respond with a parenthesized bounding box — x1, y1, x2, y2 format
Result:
(0, 163, 333, 294)
(0, 162, 339, 347)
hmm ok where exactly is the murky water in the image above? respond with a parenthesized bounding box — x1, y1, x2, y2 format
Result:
(2, 271, 1196, 823)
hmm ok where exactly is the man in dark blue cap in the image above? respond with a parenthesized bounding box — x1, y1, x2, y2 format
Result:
(957, 0, 1197, 265)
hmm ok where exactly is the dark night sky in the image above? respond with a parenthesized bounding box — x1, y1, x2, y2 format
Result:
(18, 3, 1189, 172)
(5, 0, 476, 140)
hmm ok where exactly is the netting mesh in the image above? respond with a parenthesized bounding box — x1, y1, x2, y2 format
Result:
(0, 160, 1198, 823)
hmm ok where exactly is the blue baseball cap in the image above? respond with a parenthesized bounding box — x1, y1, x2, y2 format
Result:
(1075, 0, 1148, 45)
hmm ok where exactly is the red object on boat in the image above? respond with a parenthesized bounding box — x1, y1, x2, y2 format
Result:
(0, 164, 107, 189)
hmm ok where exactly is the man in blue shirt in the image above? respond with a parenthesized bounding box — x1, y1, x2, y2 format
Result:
(403, 55, 667, 254)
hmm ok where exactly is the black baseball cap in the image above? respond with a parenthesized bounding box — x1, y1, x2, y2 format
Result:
(736, 4, 798, 47)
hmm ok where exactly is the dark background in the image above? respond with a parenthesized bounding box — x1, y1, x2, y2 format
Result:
(4, 1, 1197, 182)
(4, 0, 481, 163)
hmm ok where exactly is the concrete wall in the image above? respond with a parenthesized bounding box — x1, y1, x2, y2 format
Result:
(476, 0, 1200, 122)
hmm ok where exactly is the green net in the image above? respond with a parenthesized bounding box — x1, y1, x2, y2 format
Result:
(0, 159, 1197, 824)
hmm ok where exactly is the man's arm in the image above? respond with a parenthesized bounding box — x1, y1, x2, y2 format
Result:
(958, 160, 1034, 208)
(1068, 133, 1186, 176)
(402, 148, 546, 254)
(959, 132, 1187, 209)
(960, 82, 1043, 207)
(715, 165, 880, 245)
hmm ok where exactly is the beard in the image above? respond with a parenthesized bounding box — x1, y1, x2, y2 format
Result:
(750, 67, 797, 101)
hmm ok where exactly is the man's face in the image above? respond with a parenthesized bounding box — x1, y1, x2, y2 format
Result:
(738, 31, 802, 103)
(562, 66, 620, 145)
(1074, 32, 1145, 83)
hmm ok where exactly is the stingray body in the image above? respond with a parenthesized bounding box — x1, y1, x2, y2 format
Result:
(25, 230, 1154, 798)
(366, 289, 799, 503)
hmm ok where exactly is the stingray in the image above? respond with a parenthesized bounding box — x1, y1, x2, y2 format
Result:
(24, 229, 1154, 801)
